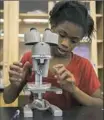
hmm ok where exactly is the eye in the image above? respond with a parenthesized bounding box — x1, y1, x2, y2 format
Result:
(71, 39, 78, 44)
(70, 37, 79, 44)
(59, 33, 65, 38)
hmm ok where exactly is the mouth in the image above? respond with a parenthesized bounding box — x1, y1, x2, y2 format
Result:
(51, 45, 69, 57)
(57, 47, 69, 54)
(58, 45, 69, 52)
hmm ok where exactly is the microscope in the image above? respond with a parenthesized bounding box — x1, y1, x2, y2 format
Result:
(23, 28, 63, 117)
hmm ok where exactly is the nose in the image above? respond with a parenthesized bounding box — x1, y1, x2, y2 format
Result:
(61, 39, 69, 48)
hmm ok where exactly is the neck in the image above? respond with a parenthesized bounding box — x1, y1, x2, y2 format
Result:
(50, 52, 73, 71)
(52, 51, 72, 61)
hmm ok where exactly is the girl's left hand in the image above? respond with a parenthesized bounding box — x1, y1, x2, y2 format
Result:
(53, 64, 76, 93)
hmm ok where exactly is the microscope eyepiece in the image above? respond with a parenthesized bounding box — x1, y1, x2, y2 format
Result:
(30, 28, 37, 31)
(45, 28, 51, 31)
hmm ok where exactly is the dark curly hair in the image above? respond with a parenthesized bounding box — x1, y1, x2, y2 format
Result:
(49, 1, 94, 41)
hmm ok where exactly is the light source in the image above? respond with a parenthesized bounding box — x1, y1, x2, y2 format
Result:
(23, 19, 48, 23)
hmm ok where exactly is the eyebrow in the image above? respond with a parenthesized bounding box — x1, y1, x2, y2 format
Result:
(69, 36, 80, 40)
(59, 30, 80, 39)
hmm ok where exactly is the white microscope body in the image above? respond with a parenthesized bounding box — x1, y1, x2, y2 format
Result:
(23, 28, 63, 117)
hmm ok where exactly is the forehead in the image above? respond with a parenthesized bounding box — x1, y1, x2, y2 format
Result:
(52, 21, 84, 38)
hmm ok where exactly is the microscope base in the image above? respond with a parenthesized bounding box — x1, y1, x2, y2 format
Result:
(49, 104, 63, 116)
(23, 105, 33, 118)
(23, 104, 63, 117)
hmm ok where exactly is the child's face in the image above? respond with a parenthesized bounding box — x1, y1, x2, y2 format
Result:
(51, 21, 84, 57)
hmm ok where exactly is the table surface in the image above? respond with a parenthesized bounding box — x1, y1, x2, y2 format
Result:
(0, 106, 103, 120)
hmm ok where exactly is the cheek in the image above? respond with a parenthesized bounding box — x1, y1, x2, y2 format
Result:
(68, 44, 76, 51)
(58, 38, 77, 51)
(58, 38, 63, 44)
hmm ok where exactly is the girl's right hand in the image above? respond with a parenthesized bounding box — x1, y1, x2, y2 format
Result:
(9, 61, 32, 87)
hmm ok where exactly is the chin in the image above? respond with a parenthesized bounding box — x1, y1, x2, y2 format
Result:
(51, 47, 70, 58)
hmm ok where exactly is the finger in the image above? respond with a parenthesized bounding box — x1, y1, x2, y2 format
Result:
(58, 79, 66, 87)
(53, 64, 64, 67)
(56, 67, 66, 75)
(66, 78, 75, 83)
(53, 65, 65, 74)
(13, 62, 23, 67)
(59, 71, 69, 80)
(53, 64, 64, 69)
(9, 70, 21, 77)
(59, 78, 74, 88)
(10, 64, 22, 73)
(23, 61, 32, 73)
(67, 71, 74, 77)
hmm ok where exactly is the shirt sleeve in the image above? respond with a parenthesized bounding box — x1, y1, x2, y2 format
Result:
(20, 53, 27, 65)
(20, 51, 34, 82)
(20, 51, 32, 65)
(79, 59, 101, 96)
